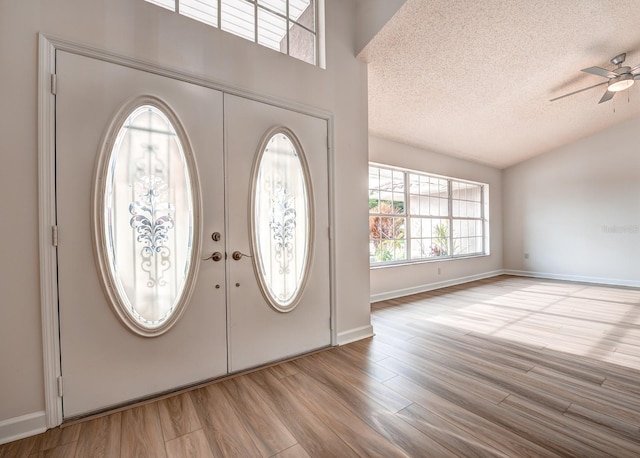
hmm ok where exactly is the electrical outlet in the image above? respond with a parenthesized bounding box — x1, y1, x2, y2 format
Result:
(524, 253, 529, 260)
(437, 267, 441, 275)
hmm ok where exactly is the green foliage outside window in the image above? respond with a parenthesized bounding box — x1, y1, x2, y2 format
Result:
(369, 201, 405, 262)
(369, 198, 404, 213)
(429, 223, 457, 257)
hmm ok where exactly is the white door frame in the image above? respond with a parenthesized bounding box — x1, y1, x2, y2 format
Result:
(38, 33, 337, 428)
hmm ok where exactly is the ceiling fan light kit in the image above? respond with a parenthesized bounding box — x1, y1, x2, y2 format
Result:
(608, 74, 634, 92)
(551, 52, 640, 103)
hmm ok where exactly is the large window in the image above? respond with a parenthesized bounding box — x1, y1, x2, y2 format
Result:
(145, 0, 322, 66)
(369, 164, 489, 265)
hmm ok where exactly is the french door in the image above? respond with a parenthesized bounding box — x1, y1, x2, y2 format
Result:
(225, 94, 331, 372)
(56, 51, 330, 418)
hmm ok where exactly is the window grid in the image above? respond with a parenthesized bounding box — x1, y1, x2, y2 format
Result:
(368, 167, 407, 263)
(369, 164, 488, 265)
(145, 0, 319, 65)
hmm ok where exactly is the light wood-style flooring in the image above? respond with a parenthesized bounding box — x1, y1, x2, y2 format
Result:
(2, 275, 640, 457)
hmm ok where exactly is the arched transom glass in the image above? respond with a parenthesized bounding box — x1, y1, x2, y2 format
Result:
(252, 128, 313, 311)
(94, 98, 199, 335)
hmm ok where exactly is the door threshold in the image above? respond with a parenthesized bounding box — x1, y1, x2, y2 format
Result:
(60, 345, 332, 428)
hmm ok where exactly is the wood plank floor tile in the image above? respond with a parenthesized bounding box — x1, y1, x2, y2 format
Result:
(307, 351, 413, 413)
(246, 369, 361, 457)
(120, 403, 166, 457)
(30, 424, 80, 453)
(218, 376, 297, 457)
(395, 403, 509, 458)
(271, 443, 311, 458)
(384, 375, 556, 457)
(374, 342, 522, 408)
(528, 365, 640, 412)
(189, 384, 263, 457)
(330, 344, 399, 383)
(277, 370, 412, 457)
(73, 413, 121, 458)
(28, 441, 76, 458)
(565, 402, 640, 439)
(157, 392, 201, 442)
(501, 394, 640, 457)
(164, 430, 213, 458)
(289, 359, 459, 457)
(0, 435, 37, 457)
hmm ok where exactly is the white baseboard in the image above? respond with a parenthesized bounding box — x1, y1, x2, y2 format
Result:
(503, 270, 640, 288)
(370, 270, 504, 303)
(337, 325, 374, 345)
(0, 411, 47, 446)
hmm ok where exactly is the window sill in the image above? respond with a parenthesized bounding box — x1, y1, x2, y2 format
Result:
(370, 253, 490, 270)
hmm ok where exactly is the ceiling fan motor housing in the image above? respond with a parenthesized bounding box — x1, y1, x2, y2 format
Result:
(610, 53, 627, 66)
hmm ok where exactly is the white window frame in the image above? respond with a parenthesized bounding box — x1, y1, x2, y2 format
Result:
(145, 0, 325, 67)
(369, 163, 490, 267)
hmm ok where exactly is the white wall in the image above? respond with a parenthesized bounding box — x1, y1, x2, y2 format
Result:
(369, 136, 503, 301)
(503, 116, 640, 286)
(355, 0, 407, 55)
(0, 0, 370, 435)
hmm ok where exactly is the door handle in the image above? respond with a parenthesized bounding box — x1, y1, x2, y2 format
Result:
(203, 251, 223, 262)
(232, 251, 252, 261)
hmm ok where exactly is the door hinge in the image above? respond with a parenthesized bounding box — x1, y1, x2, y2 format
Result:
(50, 74, 57, 95)
(52, 225, 58, 247)
(57, 376, 63, 397)
(328, 226, 332, 240)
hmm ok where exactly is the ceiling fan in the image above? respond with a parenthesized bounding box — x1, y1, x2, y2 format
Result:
(550, 53, 640, 103)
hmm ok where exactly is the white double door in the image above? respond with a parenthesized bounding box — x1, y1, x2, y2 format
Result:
(56, 51, 331, 418)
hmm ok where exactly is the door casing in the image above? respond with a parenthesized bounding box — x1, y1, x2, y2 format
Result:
(37, 33, 337, 428)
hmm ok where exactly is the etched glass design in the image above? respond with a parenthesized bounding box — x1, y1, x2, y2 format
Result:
(253, 130, 311, 310)
(103, 104, 194, 330)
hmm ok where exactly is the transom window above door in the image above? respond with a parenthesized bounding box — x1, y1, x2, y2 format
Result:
(145, 0, 324, 66)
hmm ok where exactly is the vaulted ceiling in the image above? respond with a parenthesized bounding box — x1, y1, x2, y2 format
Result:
(359, 0, 640, 169)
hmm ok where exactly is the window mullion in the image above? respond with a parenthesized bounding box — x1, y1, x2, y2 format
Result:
(481, 185, 486, 254)
(286, 0, 291, 56)
(448, 180, 453, 258)
(405, 171, 410, 262)
(217, 0, 221, 28)
(316, 0, 324, 67)
(254, 1, 258, 44)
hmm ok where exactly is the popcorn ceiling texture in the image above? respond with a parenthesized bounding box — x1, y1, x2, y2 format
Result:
(360, 0, 640, 169)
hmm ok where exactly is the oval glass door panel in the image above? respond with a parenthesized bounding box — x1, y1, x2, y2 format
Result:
(252, 128, 313, 311)
(95, 98, 199, 335)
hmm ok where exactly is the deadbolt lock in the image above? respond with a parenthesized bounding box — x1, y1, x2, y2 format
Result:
(211, 232, 221, 242)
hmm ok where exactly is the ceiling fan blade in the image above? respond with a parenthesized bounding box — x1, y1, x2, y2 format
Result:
(631, 64, 640, 75)
(549, 81, 608, 102)
(598, 90, 615, 104)
(581, 66, 620, 78)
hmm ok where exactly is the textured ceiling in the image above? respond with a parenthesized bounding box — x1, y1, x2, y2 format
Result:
(359, 0, 640, 169)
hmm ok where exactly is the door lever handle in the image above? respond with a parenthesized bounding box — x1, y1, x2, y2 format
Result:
(203, 251, 223, 262)
(232, 251, 252, 261)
